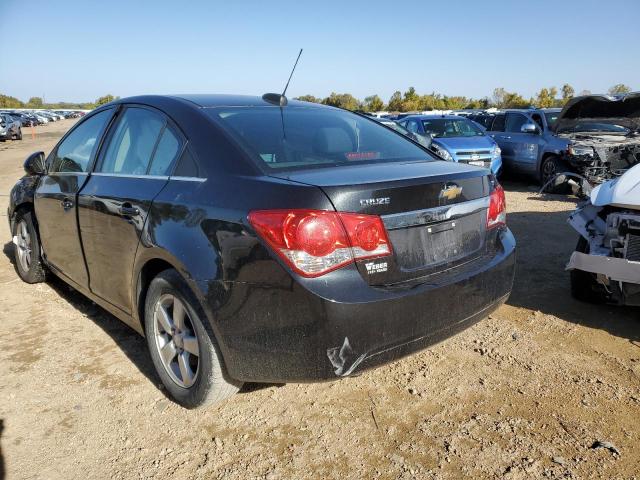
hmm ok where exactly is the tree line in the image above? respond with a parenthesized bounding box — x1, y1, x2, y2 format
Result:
(296, 83, 633, 112)
(1, 84, 633, 112)
(0, 94, 119, 110)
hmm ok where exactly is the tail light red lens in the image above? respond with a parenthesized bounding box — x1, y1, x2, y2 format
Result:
(487, 183, 507, 229)
(248, 209, 391, 277)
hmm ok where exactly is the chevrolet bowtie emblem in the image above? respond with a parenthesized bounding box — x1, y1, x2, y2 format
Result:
(439, 183, 463, 201)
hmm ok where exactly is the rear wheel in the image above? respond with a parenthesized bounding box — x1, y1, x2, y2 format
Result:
(570, 237, 608, 303)
(144, 269, 242, 408)
(12, 211, 47, 283)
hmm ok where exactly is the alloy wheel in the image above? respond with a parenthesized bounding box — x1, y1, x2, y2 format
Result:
(542, 159, 556, 184)
(16, 220, 32, 272)
(153, 294, 200, 388)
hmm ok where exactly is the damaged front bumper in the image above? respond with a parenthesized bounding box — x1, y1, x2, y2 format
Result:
(566, 201, 640, 306)
(205, 228, 515, 383)
(567, 252, 640, 284)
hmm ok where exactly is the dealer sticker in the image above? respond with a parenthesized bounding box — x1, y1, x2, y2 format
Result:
(365, 261, 388, 274)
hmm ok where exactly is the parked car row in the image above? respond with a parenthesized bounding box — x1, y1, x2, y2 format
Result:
(376, 92, 640, 192)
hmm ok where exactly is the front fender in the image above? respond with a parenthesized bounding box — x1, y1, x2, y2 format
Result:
(8, 175, 39, 230)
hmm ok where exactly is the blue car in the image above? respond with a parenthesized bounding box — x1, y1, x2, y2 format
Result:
(398, 115, 502, 175)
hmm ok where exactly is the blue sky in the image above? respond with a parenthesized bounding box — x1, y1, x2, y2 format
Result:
(1, 0, 638, 103)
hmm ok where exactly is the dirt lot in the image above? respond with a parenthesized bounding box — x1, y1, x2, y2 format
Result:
(0, 120, 638, 480)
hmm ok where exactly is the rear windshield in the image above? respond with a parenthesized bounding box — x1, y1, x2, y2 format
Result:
(421, 118, 484, 138)
(207, 106, 434, 172)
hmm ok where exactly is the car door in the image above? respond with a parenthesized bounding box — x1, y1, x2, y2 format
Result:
(34, 108, 115, 287)
(505, 112, 543, 174)
(77, 105, 185, 313)
(487, 113, 511, 162)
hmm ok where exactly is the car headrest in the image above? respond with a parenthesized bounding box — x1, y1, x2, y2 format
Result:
(313, 127, 354, 155)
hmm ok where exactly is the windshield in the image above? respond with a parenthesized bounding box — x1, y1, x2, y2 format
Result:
(558, 121, 630, 134)
(420, 118, 484, 138)
(208, 106, 434, 172)
(544, 112, 560, 128)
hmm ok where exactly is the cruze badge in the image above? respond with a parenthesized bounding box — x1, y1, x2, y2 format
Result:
(359, 197, 390, 207)
(439, 183, 463, 201)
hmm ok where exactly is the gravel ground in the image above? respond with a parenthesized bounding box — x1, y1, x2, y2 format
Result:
(0, 120, 638, 479)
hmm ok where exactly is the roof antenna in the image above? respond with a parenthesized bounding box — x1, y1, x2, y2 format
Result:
(263, 49, 303, 106)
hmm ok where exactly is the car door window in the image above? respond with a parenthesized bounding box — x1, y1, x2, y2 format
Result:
(49, 109, 113, 173)
(505, 113, 528, 133)
(148, 126, 183, 175)
(490, 114, 505, 132)
(406, 120, 418, 133)
(531, 113, 544, 131)
(99, 107, 164, 175)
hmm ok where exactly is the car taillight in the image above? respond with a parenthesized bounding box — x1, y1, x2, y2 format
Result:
(248, 209, 392, 277)
(487, 183, 507, 229)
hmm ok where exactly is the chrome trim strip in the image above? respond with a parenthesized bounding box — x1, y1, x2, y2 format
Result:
(382, 196, 490, 230)
(169, 176, 207, 182)
(90, 173, 170, 180)
(48, 172, 89, 176)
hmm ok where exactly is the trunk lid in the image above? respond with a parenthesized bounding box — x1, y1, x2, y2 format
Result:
(269, 160, 491, 285)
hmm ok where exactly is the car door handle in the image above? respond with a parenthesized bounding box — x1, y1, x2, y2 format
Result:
(61, 198, 74, 211)
(119, 204, 140, 217)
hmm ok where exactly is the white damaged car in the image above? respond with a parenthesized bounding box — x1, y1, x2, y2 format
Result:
(567, 162, 640, 305)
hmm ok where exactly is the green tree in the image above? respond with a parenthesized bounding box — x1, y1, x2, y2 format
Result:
(534, 87, 558, 108)
(561, 83, 574, 103)
(27, 96, 44, 108)
(95, 94, 117, 106)
(296, 95, 320, 103)
(493, 88, 529, 108)
(0, 94, 24, 108)
(401, 87, 420, 111)
(321, 92, 360, 111)
(608, 83, 632, 95)
(363, 95, 384, 112)
(387, 91, 403, 111)
(466, 97, 490, 109)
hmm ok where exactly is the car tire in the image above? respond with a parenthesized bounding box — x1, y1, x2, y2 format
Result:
(12, 210, 47, 283)
(570, 237, 608, 303)
(16, 128, 22, 140)
(144, 269, 242, 408)
(539, 155, 571, 193)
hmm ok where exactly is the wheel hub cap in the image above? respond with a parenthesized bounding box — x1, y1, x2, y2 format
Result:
(153, 294, 200, 388)
(15, 220, 32, 272)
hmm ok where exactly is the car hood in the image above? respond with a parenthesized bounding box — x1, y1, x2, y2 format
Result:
(432, 135, 495, 151)
(590, 162, 640, 210)
(555, 92, 640, 134)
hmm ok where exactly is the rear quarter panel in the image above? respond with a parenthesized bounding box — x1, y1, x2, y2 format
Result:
(131, 174, 334, 351)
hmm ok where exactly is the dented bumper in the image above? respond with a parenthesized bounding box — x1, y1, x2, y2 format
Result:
(207, 228, 515, 383)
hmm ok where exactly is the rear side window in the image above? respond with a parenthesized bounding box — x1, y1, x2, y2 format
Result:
(99, 107, 164, 175)
(505, 113, 528, 133)
(148, 126, 182, 175)
(173, 149, 202, 177)
(489, 114, 505, 132)
(49, 109, 113, 173)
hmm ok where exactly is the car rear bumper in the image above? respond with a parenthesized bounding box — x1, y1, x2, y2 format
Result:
(202, 228, 516, 383)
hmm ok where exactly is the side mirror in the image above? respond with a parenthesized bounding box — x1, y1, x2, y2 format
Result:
(521, 123, 539, 134)
(24, 151, 46, 176)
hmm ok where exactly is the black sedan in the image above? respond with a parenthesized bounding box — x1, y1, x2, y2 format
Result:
(8, 94, 515, 408)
